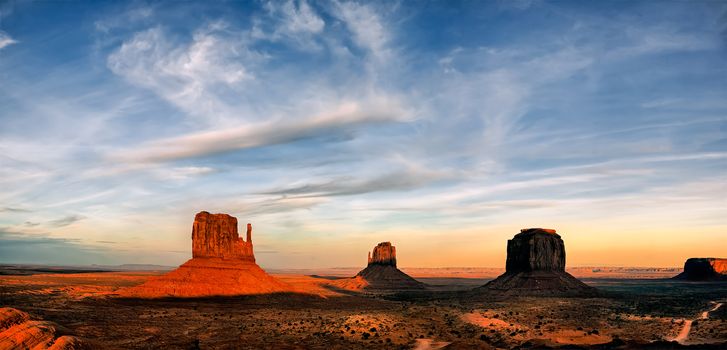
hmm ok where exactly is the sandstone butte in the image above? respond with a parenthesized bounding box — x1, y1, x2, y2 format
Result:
(119, 211, 291, 298)
(673, 257, 727, 281)
(476, 228, 597, 296)
(334, 242, 426, 291)
(0, 307, 88, 350)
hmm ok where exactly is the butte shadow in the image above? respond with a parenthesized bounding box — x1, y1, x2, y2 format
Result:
(330, 242, 427, 293)
(118, 211, 292, 298)
(474, 228, 598, 297)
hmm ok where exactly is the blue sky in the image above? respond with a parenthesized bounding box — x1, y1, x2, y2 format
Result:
(1, 0, 726, 268)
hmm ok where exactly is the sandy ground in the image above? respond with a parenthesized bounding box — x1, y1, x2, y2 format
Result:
(671, 301, 724, 344)
(0, 270, 725, 349)
(268, 266, 681, 280)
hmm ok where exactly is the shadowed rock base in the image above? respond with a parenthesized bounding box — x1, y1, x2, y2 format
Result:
(477, 228, 596, 297)
(354, 264, 426, 291)
(478, 270, 597, 297)
(333, 241, 426, 292)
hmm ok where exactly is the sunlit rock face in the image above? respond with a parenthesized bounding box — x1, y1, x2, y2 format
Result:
(119, 211, 290, 298)
(477, 228, 597, 297)
(367, 242, 397, 267)
(0, 307, 86, 350)
(191, 211, 254, 261)
(674, 258, 727, 281)
(506, 228, 565, 272)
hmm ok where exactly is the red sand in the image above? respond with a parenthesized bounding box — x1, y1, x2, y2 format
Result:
(118, 258, 293, 298)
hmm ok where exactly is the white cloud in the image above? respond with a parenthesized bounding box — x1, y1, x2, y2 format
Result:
(251, 0, 325, 50)
(332, 1, 390, 60)
(163, 166, 216, 181)
(276, 0, 325, 35)
(111, 98, 409, 164)
(107, 25, 256, 124)
(95, 5, 153, 32)
(0, 31, 17, 50)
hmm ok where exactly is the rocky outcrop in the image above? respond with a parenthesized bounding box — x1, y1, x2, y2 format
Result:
(0, 308, 89, 350)
(119, 211, 291, 298)
(368, 242, 397, 267)
(506, 228, 564, 272)
(334, 242, 425, 292)
(192, 212, 254, 261)
(477, 228, 597, 296)
(674, 258, 727, 281)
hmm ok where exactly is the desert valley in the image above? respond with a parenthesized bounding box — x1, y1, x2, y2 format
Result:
(1, 212, 725, 349)
(1, 1, 726, 349)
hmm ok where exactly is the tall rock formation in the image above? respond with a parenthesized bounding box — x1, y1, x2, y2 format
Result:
(334, 242, 426, 292)
(120, 211, 290, 298)
(674, 258, 727, 281)
(368, 242, 397, 267)
(477, 228, 596, 296)
(191, 212, 254, 261)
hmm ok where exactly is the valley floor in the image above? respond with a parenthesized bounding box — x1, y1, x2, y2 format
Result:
(0, 270, 726, 349)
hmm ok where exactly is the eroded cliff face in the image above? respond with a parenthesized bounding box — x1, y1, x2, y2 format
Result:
(191, 211, 254, 261)
(0, 308, 87, 350)
(505, 228, 565, 272)
(675, 258, 727, 281)
(367, 242, 397, 267)
(119, 211, 291, 298)
(479, 228, 596, 296)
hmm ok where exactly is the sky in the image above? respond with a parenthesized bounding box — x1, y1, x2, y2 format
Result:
(0, 0, 726, 269)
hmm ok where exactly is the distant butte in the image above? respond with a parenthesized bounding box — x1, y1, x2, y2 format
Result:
(119, 211, 291, 298)
(476, 228, 597, 296)
(674, 258, 727, 281)
(334, 242, 426, 292)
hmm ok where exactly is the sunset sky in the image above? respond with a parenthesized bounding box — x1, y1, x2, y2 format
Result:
(1, 0, 725, 268)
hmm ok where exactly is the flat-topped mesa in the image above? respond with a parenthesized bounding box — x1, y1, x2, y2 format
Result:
(478, 228, 596, 296)
(191, 211, 254, 262)
(674, 258, 727, 281)
(506, 228, 565, 272)
(367, 242, 397, 267)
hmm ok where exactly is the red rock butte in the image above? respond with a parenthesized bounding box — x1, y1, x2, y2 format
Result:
(334, 242, 425, 292)
(674, 257, 727, 281)
(477, 228, 597, 296)
(367, 242, 397, 267)
(192, 212, 254, 261)
(119, 211, 290, 298)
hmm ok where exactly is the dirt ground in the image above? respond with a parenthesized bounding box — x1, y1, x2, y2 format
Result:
(1, 270, 726, 349)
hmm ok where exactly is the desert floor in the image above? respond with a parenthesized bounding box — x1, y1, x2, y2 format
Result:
(1, 268, 726, 349)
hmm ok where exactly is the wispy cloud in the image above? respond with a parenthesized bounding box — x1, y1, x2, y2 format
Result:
(0, 30, 17, 50)
(332, 0, 390, 60)
(253, 0, 325, 49)
(107, 25, 256, 124)
(0, 229, 110, 264)
(1, 1, 726, 267)
(0, 207, 30, 213)
(111, 98, 408, 164)
(259, 166, 455, 198)
(48, 215, 86, 227)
